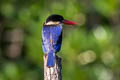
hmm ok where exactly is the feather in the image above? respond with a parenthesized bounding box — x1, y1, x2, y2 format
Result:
(42, 24, 62, 67)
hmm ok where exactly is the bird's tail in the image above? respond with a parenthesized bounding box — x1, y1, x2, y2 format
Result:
(47, 51, 55, 67)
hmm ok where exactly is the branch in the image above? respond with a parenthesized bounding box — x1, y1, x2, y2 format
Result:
(44, 55, 62, 80)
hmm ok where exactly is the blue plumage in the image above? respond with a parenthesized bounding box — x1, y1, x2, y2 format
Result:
(42, 25, 62, 67)
(47, 50, 55, 67)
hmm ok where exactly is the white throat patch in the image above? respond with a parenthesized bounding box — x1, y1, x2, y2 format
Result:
(45, 21, 60, 25)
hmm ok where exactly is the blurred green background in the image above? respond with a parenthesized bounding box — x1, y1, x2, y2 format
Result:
(0, 0, 120, 80)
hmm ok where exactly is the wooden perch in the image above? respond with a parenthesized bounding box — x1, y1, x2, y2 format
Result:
(44, 55, 62, 80)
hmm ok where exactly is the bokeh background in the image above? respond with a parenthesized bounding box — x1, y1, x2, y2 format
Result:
(0, 0, 120, 80)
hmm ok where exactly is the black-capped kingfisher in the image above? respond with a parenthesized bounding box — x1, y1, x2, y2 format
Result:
(42, 14, 77, 67)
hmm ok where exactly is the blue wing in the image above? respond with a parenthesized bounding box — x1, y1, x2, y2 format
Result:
(42, 25, 62, 54)
(42, 26, 50, 54)
(42, 24, 62, 67)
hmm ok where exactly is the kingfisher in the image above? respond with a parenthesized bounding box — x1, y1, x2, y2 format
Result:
(42, 14, 77, 67)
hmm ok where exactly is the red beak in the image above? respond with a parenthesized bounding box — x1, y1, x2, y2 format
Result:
(63, 20, 77, 25)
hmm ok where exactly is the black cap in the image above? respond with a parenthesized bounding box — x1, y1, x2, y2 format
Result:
(46, 14, 64, 23)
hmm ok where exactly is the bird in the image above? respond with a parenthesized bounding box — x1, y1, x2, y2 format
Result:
(42, 14, 77, 67)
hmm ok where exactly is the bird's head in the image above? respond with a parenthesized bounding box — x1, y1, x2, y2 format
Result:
(45, 14, 77, 25)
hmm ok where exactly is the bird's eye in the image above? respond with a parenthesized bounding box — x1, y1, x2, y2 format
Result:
(59, 17, 63, 21)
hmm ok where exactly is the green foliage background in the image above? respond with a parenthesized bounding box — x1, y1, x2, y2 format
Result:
(0, 0, 120, 80)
